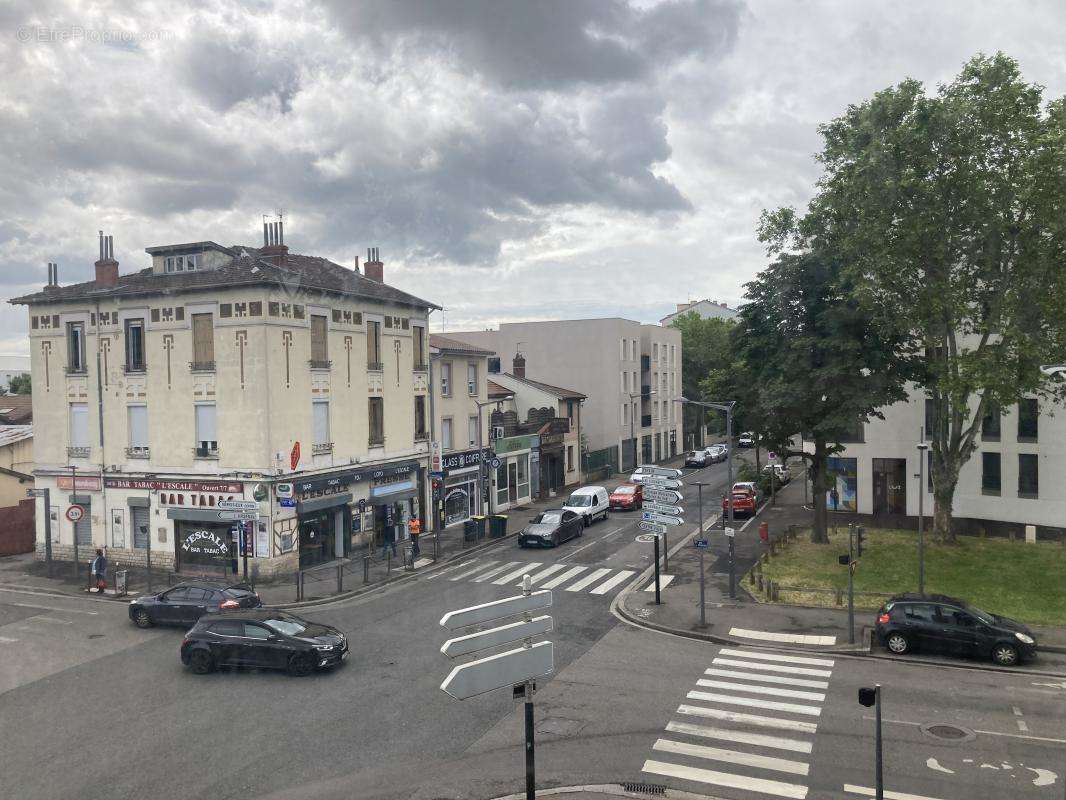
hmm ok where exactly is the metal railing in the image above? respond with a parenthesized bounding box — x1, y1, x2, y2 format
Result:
(189, 360, 216, 372)
(308, 359, 332, 370)
(125, 446, 150, 459)
(67, 446, 90, 458)
(312, 442, 334, 455)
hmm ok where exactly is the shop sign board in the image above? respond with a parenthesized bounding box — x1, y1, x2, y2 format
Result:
(290, 442, 301, 470)
(279, 498, 296, 508)
(441, 448, 483, 472)
(493, 434, 538, 455)
(58, 475, 102, 491)
(295, 461, 418, 497)
(104, 478, 243, 493)
(275, 483, 294, 499)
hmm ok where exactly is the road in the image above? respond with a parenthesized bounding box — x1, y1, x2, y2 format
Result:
(1, 456, 1063, 800)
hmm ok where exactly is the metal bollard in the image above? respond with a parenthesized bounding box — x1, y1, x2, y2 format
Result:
(387, 549, 392, 574)
(757, 573, 763, 592)
(363, 554, 370, 583)
(295, 570, 302, 602)
(433, 532, 439, 562)
(337, 564, 343, 594)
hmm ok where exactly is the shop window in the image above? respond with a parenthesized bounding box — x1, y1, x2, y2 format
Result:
(124, 318, 145, 372)
(981, 452, 1001, 494)
(1017, 398, 1038, 442)
(516, 455, 529, 499)
(496, 461, 508, 507)
(1018, 453, 1038, 498)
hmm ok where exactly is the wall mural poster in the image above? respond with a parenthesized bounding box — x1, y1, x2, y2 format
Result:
(826, 457, 858, 512)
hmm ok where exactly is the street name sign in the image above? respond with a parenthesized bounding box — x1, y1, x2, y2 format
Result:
(643, 501, 683, 516)
(642, 511, 684, 526)
(26, 488, 47, 498)
(440, 641, 554, 700)
(644, 488, 683, 504)
(641, 477, 682, 490)
(642, 466, 683, 478)
(694, 539, 709, 549)
(724, 526, 736, 538)
(639, 521, 668, 534)
(439, 590, 552, 630)
(218, 511, 259, 522)
(216, 499, 259, 512)
(441, 615, 554, 659)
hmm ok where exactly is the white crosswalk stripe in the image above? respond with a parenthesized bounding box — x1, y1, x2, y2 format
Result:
(642, 574, 675, 591)
(471, 562, 522, 582)
(730, 627, 837, 646)
(523, 564, 568, 585)
(589, 569, 635, 595)
(564, 567, 612, 592)
(492, 563, 542, 585)
(540, 565, 587, 589)
(642, 647, 837, 800)
(449, 560, 498, 581)
(439, 557, 641, 597)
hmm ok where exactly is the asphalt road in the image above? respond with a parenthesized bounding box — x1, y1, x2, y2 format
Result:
(2, 456, 1063, 800)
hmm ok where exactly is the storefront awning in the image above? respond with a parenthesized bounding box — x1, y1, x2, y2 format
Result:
(297, 493, 353, 515)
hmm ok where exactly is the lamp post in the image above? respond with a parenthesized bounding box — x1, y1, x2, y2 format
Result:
(916, 441, 928, 596)
(628, 390, 655, 470)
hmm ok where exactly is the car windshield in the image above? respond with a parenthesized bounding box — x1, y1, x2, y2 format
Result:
(263, 615, 307, 637)
(536, 512, 564, 524)
(614, 486, 635, 495)
(567, 494, 593, 506)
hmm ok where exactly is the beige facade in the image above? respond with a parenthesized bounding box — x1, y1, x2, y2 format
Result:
(0, 427, 33, 507)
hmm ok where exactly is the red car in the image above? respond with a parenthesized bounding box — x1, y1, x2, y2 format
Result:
(721, 482, 760, 517)
(609, 483, 643, 510)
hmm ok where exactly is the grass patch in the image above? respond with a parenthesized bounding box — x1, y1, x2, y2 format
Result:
(759, 527, 1066, 627)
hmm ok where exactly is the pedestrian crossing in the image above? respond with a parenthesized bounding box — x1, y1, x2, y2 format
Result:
(641, 647, 837, 799)
(439, 557, 642, 597)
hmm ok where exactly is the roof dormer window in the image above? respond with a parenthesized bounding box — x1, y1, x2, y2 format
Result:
(165, 253, 200, 273)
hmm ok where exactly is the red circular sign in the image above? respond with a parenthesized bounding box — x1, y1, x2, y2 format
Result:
(65, 504, 85, 523)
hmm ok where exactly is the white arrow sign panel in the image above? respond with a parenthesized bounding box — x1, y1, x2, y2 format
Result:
(644, 489, 683, 504)
(643, 466, 683, 478)
(440, 641, 554, 700)
(216, 499, 259, 512)
(642, 512, 684, 526)
(439, 590, 552, 630)
(641, 477, 682, 490)
(217, 511, 259, 521)
(639, 521, 668, 534)
(441, 616, 554, 659)
(643, 501, 683, 516)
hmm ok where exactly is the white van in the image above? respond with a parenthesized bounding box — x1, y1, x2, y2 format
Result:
(562, 486, 610, 527)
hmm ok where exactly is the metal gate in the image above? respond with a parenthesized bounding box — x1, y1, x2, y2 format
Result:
(75, 499, 92, 546)
(132, 506, 149, 548)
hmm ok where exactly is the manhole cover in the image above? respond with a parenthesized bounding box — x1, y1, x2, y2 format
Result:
(921, 723, 975, 742)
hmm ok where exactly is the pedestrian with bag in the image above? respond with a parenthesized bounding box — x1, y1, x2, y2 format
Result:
(380, 524, 397, 560)
(90, 548, 108, 594)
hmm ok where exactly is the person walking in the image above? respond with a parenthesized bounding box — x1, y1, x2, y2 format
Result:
(90, 548, 108, 594)
(380, 524, 397, 560)
(409, 518, 421, 558)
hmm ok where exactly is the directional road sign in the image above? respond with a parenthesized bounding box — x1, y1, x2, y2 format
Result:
(641, 477, 682, 490)
(216, 499, 259, 512)
(439, 590, 552, 630)
(694, 539, 709, 549)
(643, 501, 683, 516)
(639, 521, 668, 534)
(218, 510, 259, 522)
(441, 616, 553, 659)
(642, 466, 683, 478)
(644, 488, 683, 504)
(26, 488, 47, 498)
(440, 641, 554, 700)
(642, 511, 684, 526)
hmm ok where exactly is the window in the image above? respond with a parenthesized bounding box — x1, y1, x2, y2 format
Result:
(310, 314, 329, 366)
(66, 322, 86, 373)
(981, 452, 1001, 494)
(127, 405, 148, 449)
(653, 343, 658, 361)
(981, 403, 1001, 440)
(209, 620, 243, 637)
(124, 319, 145, 372)
(242, 623, 273, 640)
(516, 455, 529, 498)
(1018, 454, 1039, 498)
(194, 403, 217, 456)
(495, 461, 508, 506)
(442, 417, 453, 450)
(368, 397, 384, 446)
(414, 396, 427, 440)
(924, 397, 937, 441)
(191, 313, 214, 369)
(468, 415, 478, 447)
(487, 356, 500, 373)
(313, 400, 330, 446)
(902, 604, 937, 623)
(632, 340, 637, 361)
(440, 362, 452, 397)
(623, 403, 628, 425)
(620, 338, 625, 360)
(69, 402, 89, 447)
(567, 445, 574, 472)
(413, 326, 426, 370)
(623, 371, 628, 392)
(164, 254, 199, 273)
(367, 320, 382, 370)
(567, 400, 574, 423)
(467, 362, 478, 395)
(1018, 398, 1038, 441)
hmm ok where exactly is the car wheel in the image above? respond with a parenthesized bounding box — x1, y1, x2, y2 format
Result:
(885, 632, 911, 655)
(992, 643, 1019, 666)
(288, 652, 316, 677)
(188, 649, 215, 675)
(132, 608, 153, 628)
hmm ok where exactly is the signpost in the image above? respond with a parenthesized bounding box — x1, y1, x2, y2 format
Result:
(216, 499, 259, 512)
(217, 510, 259, 522)
(65, 505, 84, 523)
(643, 501, 682, 516)
(639, 521, 667, 534)
(641, 511, 683, 526)
(644, 488, 683, 504)
(642, 470, 685, 596)
(693, 482, 709, 627)
(641, 477, 682, 490)
(440, 578, 554, 800)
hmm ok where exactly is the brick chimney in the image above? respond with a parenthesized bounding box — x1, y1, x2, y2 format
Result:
(513, 352, 526, 378)
(364, 247, 383, 282)
(94, 231, 119, 287)
(260, 218, 289, 266)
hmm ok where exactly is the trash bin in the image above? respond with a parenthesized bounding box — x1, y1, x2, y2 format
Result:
(114, 569, 128, 596)
(465, 516, 486, 542)
(489, 514, 508, 538)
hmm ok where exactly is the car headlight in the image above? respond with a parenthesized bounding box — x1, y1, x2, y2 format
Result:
(1015, 632, 1035, 645)
(313, 644, 334, 651)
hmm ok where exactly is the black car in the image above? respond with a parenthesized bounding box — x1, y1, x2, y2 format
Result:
(180, 610, 348, 676)
(519, 509, 584, 548)
(129, 580, 261, 629)
(875, 593, 1037, 666)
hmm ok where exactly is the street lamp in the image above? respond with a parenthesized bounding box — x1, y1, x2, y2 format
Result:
(916, 441, 928, 595)
(627, 389, 655, 470)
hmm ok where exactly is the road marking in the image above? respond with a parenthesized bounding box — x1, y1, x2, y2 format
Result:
(665, 720, 813, 754)
(844, 784, 947, 800)
(558, 539, 599, 562)
(729, 627, 837, 646)
(589, 570, 635, 595)
(413, 558, 433, 569)
(653, 738, 810, 776)
(643, 759, 809, 799)
(677, 704, 818, 734)
(867, 716, 1066, 745)
(522, 564, 568, 585)
(471, 562, 521, 582)
(702, 667, 828, 689)
(565, 568, 612, 592)
(713, 657, 832, 678)
(687, 690, 822, 717)
(11, 602, 98, 616)
(0, 635, 18, 643)
(493, 564, 542, 585)
(1010, 705, 1029, 733)
(448, 561, 497, 581)
(30, 616, 73, 625)
(718, 648, 834, 667)
(540, 565, 587, 589)
(643, 574, 675, 592)
(695, 678, 825, 702)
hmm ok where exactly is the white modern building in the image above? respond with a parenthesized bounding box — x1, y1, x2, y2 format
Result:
(660, 300, 738, 326)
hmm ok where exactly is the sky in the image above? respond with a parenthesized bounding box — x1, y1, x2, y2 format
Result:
(1, 0, 1064, 356)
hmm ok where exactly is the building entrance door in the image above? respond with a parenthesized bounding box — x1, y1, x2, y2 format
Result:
(507, 461, 518, 504)
(872, 458, 907, 515)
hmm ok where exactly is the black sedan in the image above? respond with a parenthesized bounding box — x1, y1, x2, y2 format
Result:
(180, 610, 348, 676)
(519, 509, 584, 548)
(875, 593, 1037, 666)
(129, 580, 261, 629)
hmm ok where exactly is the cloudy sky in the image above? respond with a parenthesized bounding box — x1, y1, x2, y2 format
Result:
(1, 0, 1064, 356)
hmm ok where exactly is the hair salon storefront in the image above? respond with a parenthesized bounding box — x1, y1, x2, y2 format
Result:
(439, 447, 484, 528)
(491, 434, 536, 513)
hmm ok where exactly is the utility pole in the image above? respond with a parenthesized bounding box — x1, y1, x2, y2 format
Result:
(858, 685, 885, 800)
(726, 403, 735, 600)
(695, 482, 708, 627)
(70, 464, 78, 581)
(916, 440, 928, 596)
(653, 533, 661, 605)
(847, 523, 855, 644)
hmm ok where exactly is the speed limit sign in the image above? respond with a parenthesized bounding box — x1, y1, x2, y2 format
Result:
(65, 504, 85, 523)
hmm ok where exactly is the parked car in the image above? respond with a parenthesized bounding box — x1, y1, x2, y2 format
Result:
(685, 450, 709, 468)
(705, 444, 728, 463)
(875, 594, 1037, 666)
(609, 483, 643, 511)
(763, 464, 791, 484)
(562, 486, 611, 526)
(738, 432, 756, 448)
(180, 610, 348, 676)
(129, 580, 261, 629)
(519, 509, 584, 547)
(721, 482, 761, 517)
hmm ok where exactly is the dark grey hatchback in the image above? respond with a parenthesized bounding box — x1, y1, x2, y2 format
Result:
(518, 509, 584, 548)
(875, 593, 1037, 666)
(129, 580, 261, 628)
(180, 610, 348, 676)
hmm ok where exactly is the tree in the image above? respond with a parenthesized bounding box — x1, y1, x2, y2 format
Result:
(6, 373, 30, 395)
(766, 53, 1066, 541)
(671, 313, 735, 445)
(735, 251, 907, 543)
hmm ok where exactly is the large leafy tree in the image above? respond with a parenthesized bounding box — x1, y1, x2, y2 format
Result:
(736, 251, 907, 543)
(5, 373, 30, 395)
(671, 313, 735, 444)
(765, 53, 1066, 541)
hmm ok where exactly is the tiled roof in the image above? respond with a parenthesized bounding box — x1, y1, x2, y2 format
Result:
(0, 395, 32, 424)
(430, 335, 495, 356)
(9, 246, 439, 310)
(487, 380, 513, 399)
(0, 425, 32, 448)
(501, 373, 586, 400)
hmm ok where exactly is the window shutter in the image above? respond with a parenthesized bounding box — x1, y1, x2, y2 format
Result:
(313, 401, 330, 444)
(192, 314, 214, 364)
(128, 406, 148, 447)
(70, 403, 89, 447)
(195, 404, 217, 445)
(311, 315, 328, 362)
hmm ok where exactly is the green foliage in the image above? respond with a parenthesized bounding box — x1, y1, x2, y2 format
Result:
(5, 373, 30, 395)
(670, 312, 737, 435)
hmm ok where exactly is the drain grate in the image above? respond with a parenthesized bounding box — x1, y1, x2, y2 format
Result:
(621, 782, 666, 796)
(922, 723, 975, 742)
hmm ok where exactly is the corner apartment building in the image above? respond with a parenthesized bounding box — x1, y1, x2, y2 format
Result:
(12, 230, 437, 577)
(448, 319, 681, 473)
(823, 386, 1066, 536)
